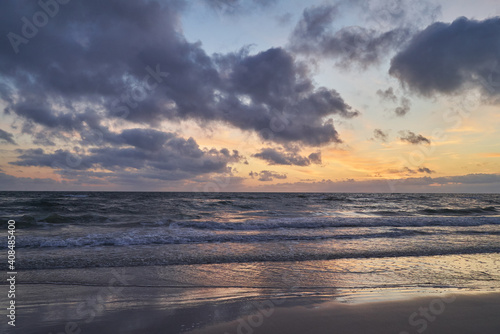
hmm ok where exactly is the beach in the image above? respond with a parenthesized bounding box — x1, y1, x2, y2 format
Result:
(6, 283, 500, 333)
(1, 192, 499, 333)
(187, 292, 500, 334)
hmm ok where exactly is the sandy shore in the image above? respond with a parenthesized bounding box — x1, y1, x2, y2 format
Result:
(4, 283, 500, 333)
(187, 292, 500, 334)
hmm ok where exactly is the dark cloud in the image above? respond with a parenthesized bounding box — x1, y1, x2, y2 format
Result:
(399, 130, 431, 145)
(432, 173, 500, 185)
(0, 0, 357, 149)
(201, 0, 278, 15)
(308, 151, 322, 164)
(376, 87, 398, 102)
(250, 173, 500, 192)
(275, 12, 293, 26)
(388, 166, 434, 175)
(216, 47, 359, 145)
(253, 147, 321, 166)
(249, 170, 287, 182)
(403, 167, 416, 174)
(373, 129, 389, 142)
(289, 4, 412, 68)
(376, 87, 411, 116)
(0, 172, 66, 191)
(390, 17, 500, 96)
(0, 129, 16, 145)
(361, 0, 441, 30)
(387, 167, 415, 174)
(290, 5, 339, 42)
(10, 129, 243, 181)
(418, 167, 435, 174)
(394, 97, 411, 116)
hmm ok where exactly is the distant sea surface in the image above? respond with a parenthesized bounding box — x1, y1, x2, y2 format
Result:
(1, 192, 500, 299)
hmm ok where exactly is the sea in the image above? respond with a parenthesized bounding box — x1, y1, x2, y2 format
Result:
(1, 192, 499, 332)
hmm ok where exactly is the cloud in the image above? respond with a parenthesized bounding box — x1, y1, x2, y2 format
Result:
(308, 151, 322, 164)
(390, 17, 500, 96)
(376, 87, 411, 116)
(275, 12, 293, 26)
(388, 166, 435, 175)
(247, 173, 500, 193)
(10, 129, 243, 181)
(0, 172, 67, 191)
(216, 47, 360, 145)
(377, 87, 398, 102)
(418, 167, 435, 174)
(0, 129, 16, 145)
(253, 147, 321, 166)
(402, 167, 417, 174)
(201, 0, 278, 15)
(361, 0, 441, 31)
(0, 1, 358, 148)
(373, 129, 389, 142)
(399, 130, 431, 145)
(289, 4, 412, 68)
(249, 170, 287, 182)
(394, 97, 411, 116)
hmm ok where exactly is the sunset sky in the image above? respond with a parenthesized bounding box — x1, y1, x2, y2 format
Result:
(1, 0, 499, 192)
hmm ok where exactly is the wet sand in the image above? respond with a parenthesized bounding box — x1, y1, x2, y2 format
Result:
(187, 293, 500, 334)
(6, 283, 500, 334)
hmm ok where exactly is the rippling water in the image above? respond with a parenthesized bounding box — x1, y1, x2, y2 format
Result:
(1, 192, 499, 293)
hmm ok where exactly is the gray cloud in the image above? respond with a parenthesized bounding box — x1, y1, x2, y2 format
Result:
(289, 4, 412, 68)
(249, 173, 500, 192)
(399, 130, 431, 145)
(394, 97, 411, 116)
(373, 129, 389, 142)
(390, 17, 500, 96)
(418, 167, 435, 174)
(361, 0, 441, 30)
(253, 147, 321, 166)
(216, 47, 360, 145)
(10, 129, 243, 181)
(388, 166, 435, 175)
(0, 129, 16, 145)
(0, 1, 357, 148)
(276, 12, 293, 26)
(376, 87, 411, 116)
(201, 0, 278, 15)
(308, 151, 322, 164)
(377, 87, 398, 102)
(249, 170, 287, 182)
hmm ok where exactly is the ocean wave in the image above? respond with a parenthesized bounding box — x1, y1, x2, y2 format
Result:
(174, 216, 500, 231)
(417, 206, 497, 215)
(5, 230, 434, 249)
(8, 247, 500, 270)
(3, 215, 499, 231)
(4, 226, 499, 249)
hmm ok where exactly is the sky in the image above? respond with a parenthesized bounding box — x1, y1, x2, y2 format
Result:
(0, 0, 499, 192)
